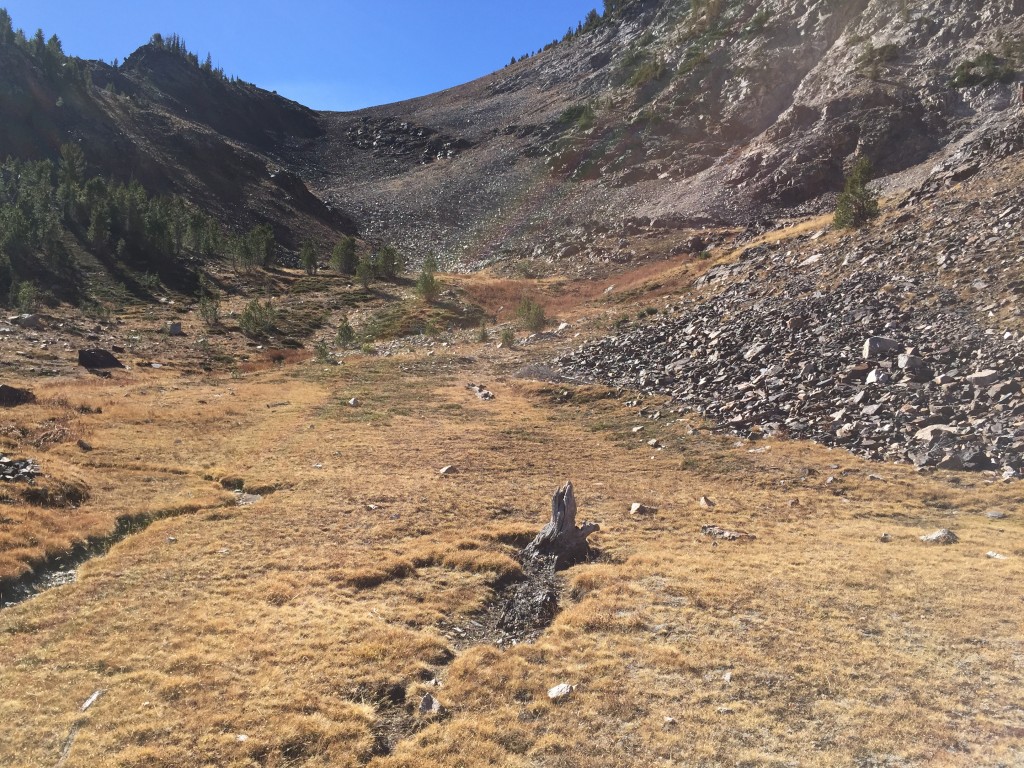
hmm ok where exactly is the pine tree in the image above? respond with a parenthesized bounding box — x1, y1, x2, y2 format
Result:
(833, 156, 880, 229)
(0, 10, 13, 46)
(301, 240, 318, 275)
(373, 244, 403, 280)
(331, 236, 358, 274)
(416, 254, 440, 303)
(355, 254, 373, 289)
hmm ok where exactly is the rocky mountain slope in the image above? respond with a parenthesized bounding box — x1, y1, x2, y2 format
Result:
(0, 31, 354, 276)
(558, 133, 1024, 476)
(294, 0, 1023, 272)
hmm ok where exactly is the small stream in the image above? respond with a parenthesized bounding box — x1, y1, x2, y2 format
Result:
(0, 491, 261, 610)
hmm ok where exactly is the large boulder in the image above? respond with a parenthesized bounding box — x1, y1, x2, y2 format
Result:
(78, 349, 125, 369)
(0, 384, 35, 407)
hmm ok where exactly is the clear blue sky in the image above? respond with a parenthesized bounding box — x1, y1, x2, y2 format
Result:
(2, 1, 600, 111)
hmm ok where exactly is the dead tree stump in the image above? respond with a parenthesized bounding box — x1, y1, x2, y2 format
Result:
(522, 481, 600, 569)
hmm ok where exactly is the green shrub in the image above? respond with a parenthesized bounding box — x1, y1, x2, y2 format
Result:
(313, 339, 332, 363)
(198, 295, 220, 327)
(516, 297, 548, 333)
(833, 156, 880, 230)
(416, 254, 441, 303)
(335, 315, 355, 347)
(12, 282, 38, 313)
(238, 299, 277, 338)
(952, 51, 1016, 88)
(742, 8, 772, 38)
(628, 56, 666, 89)
(477, 321, 489, 343)
(500, 328, 516, 347)
(300, 240, 318, 275)
(559, 103, 596, 131)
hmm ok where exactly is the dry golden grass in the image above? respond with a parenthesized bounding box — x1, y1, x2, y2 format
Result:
(0, 341, 1021, 767)
(2, 233, 1024, 766)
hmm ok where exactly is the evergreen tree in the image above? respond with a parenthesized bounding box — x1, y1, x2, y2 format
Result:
(30, 28, 44, 56)
(833, 156, 880, 229)
(330, 236, 358, 274)
(301, 240, 318, 275)
(373, 243, 403, 280)
(0, 10, 13, 46)
(355, 254, 373, 289)
(415, 253, 440, 303)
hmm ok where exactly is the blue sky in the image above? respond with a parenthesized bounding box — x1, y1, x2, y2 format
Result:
(2, 1, 600, 111)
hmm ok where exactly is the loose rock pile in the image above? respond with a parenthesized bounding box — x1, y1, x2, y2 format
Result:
(0, 456, 39, 483)
(558, 171, 1024, 477)
(345, 117, 470, 165)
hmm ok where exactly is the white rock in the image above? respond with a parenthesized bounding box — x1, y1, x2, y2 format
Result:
(630, 502, 657, 516)
(547, 683, 575, 701)
(914, 424, 956, 443)
(966, 369, 999, 387)
(699, 496, 716, 509)
(863, 336, 901, 359)
(81, 690, 104, 711)
(439, 465, 457, 476)
(986, 551, 1007, 560)
(920, 528, 958, 545)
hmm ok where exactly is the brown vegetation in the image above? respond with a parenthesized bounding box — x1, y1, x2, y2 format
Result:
(1, 323, 1021, 765)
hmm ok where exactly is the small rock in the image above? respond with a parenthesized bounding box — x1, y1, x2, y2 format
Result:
(547, 683, 575, 702)
(920, 528, 958, 545)
(879, 533, 892, 543)
(166, 321, 184, 336)
(699, 496, 715, 509)
(439, 465, 457, 476)
(348, 398, 361, 407)
(701, 524, 756, 541)
(986, 510, 1008, 520)
(80, 690, 104, 712)
(76, 439, 93, 452)
(863, 337, 901, 359)
(915, 424, 956, 443)
(986, 551, 1008, 560)
(966, 369, 999, 387)
(167, 536, 178, 544)
(629, 502, 657, 516)
(419, 693, 446, 715)
(743, 342, 770, 362)
(10, 314, 43, 330)
(647, 438, 661, 448)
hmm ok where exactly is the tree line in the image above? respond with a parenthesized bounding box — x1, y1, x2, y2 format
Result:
(0, 143, 284, 306)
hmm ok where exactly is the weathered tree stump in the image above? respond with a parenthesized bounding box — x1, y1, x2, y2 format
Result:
(522, 481, 600, 570)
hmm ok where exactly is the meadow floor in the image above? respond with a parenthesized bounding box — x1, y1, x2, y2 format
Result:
(1, 306, 1022, 767)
